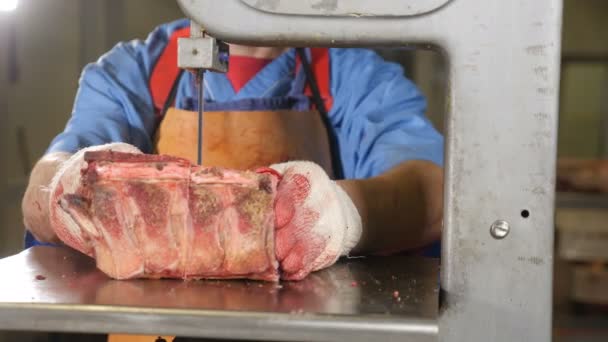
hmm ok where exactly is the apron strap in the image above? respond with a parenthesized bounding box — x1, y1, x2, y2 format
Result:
(161, 69, 185, 116)
(150, 25, 191, 115)
(296, 48, 344, 180)
(152, 69, 184, 139)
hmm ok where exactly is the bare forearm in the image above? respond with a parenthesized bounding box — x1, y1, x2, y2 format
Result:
(22, 152, 71, 243)
(339, 160, 443, 255)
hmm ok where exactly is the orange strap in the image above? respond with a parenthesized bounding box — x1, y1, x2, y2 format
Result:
(149, 27, 333, 114)
(296, 48, 334, 112)
(149, 26, 190, 115)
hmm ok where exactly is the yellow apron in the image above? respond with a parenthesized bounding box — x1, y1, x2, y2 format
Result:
(109, 48, 338, 342)
(109, 113, 333, 342)
(154, 108, 334, 174)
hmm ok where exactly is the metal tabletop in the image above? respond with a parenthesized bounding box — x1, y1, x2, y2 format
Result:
(0, 247, 439, 341)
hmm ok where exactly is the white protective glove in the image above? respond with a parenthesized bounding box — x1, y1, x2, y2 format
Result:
(269, 161, 362, 281)
(48, 143, 142, 256)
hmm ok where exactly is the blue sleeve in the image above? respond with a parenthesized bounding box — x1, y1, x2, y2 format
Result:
(329, 49, 444, 179)
(46, 19, 190, 155)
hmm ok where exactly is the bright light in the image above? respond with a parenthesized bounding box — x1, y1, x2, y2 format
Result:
(0, 0, 18, 12)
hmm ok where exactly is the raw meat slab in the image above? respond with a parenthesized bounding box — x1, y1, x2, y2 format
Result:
(53, 151, 279, 282)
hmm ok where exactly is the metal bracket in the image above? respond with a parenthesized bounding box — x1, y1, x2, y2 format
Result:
(177, 22, 229, 72)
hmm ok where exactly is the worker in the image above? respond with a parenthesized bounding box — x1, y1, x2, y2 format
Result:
(22, 18, 444, 281)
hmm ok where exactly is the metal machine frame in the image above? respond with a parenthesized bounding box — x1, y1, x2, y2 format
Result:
(0, 1, 562, 341)
(177, 0, 563, 341)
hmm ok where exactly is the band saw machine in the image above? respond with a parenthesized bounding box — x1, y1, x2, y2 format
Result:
(0, 1, 562, 341)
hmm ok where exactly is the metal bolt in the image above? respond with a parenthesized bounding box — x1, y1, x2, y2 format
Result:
(490, 220, 510, 239)
(192, 48, 199, 56)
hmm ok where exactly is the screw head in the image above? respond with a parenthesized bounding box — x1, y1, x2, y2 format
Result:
(192, 48, 199, 56)
(490, 220, 510, 239)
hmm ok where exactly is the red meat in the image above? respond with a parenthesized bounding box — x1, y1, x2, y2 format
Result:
(55, 151, 279, 281)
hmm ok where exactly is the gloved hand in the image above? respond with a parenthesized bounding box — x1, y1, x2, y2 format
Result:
(264, 161, 362, 281)
(48, 143, 142, 255)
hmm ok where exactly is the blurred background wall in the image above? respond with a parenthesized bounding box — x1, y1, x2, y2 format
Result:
(0, 0, 184, 257)
(560, 0, 608, 158)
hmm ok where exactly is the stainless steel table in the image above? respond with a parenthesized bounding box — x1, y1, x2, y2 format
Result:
(0, 247, 439, 342)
